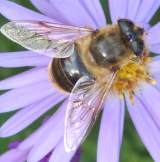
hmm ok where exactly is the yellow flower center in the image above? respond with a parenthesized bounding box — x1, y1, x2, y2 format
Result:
(113, 57, 156, 102)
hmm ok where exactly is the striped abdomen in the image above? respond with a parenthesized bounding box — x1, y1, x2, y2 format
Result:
(49, 49, 90, 92)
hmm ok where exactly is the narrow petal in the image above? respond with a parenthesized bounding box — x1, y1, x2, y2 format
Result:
(126, 94, 160, 162)
(108, 0, 128, 23)
(29, 0, 58, 20)
(134, 0, 159, 23)
(30, 0, 106, 28)
(126, 0, 141, 20)
(0, 149, 28, 162)
(27, 100, 67, 162)
(0, 0, 58, 22)
(147, 23, 160, 46)
(147, 58, 160, 75)
(150, 44, 160, 54)
(71, 148, 81, 162)
(49, 141, 75, 162)
(97, 94, 125, 162)
(0, 67, 48, 90)
(0, 94, 65, 137)
(48, 0, 98, 28)
(0, 81, 58, 112)
(136, 83, 160, 128)
(18, 100, 67, 150)
(0, 51, 50, 67)
(8, 141, 21, 149)
(109, 0, 159, 24)
(78, 0, 106, 28)
(152, 55, 160, 61)
(154, 79, 160, 92)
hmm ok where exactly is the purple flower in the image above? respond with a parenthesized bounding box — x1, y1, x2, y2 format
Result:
(0, 0, 160, 162)
(8, 140, 21, 149)
(0, 114, 81, 162)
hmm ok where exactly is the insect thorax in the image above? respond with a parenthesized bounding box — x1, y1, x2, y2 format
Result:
(90, 30, 127, 67)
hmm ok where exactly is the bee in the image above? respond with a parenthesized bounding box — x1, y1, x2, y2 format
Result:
(0, 19, 145, 152)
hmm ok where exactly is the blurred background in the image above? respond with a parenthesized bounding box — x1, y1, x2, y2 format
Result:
(0, 0, 160, 162)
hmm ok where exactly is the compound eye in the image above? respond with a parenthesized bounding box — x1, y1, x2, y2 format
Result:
(130, 39, 144, 56)
(118, 19, 134, 34)
(127, 32, 136, 41)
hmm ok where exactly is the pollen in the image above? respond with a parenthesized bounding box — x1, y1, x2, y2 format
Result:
(113, 57, 156, 102)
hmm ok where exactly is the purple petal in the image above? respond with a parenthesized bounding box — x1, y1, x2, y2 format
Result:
(152, 55, 160, 61)
(97, 94, 125, 162)
(126, 93, 160, 162)
(0, 67, 48, 90)
(154, 78, 160, 90)
(30, 0, 106, 28)
(109, 0, 159, 25)
(108, 0, 128, 23)
(136, 83, 160, 128)
(0, 81, 59, 112)
(29, 0, 59, 20)
(8, 141, 21, 149)
(39, 158, 48, 162)
(150, 44, 160, 54)
(135, 0, 159, 23)
(77, 1, 106, 28)
(0, 51, 50, 67)
(49, 141, 75, 162)
(147, 23, 160, 54)
(18, 100, 67, 150)
(0, 0, 58, 23)
(47, 0, 98, 28)
(0, 94, 65, 137)
(147, 58, 160, 75)
(0, 149, 28, 162)
(71, 148, 81, 162)
(148, 23, 160, 48)
(39, 153, 51, 162)
(27, 100, 67, 162)
(126, 0, 141, 20)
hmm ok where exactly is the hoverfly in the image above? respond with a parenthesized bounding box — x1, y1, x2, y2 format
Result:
(0, 19, 145, 152)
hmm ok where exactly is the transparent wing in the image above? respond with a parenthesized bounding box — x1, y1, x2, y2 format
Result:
(64, 73, 116, 152)
(0, 21, 94, 58)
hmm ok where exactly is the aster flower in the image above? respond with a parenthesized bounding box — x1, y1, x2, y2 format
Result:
(0, 106, 81, 162)
(0, 1, 160, 162)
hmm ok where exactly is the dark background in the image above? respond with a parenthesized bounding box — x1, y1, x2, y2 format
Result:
(0, 1, 160, 162)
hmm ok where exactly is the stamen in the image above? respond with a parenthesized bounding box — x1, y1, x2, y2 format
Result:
(147, 78, 157, 85)
(113, 57, 155, 102)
